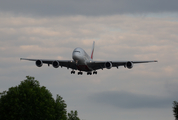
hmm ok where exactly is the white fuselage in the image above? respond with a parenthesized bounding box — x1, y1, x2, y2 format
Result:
(72, 47, 93, 71)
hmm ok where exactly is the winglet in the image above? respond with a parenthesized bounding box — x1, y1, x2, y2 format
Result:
(91, 41, 95, 59)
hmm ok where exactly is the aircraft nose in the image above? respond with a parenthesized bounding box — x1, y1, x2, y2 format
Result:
(72, 51, 80, 60)
(72, 52, 77, 60)
(72, 48, 83, 62)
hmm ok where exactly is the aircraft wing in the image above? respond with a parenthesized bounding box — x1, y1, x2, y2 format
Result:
(87, 60, 158, 70)
(20, 58, 77, 70)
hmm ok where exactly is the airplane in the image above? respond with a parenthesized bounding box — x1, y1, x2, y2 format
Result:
(20, 41, 157, 75)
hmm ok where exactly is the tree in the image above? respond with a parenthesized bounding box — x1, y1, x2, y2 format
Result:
(68, 110, 80, 120)
(173, 101, 178, 120)
(0, 76, 67, 120)
(55, 95, 67, 120)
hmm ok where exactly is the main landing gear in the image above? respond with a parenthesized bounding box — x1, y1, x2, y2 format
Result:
(93, 71, 97, 75)
(87, 71, 97, 75)
(87, 72, 92, 75)
(71, 71, 97, 75)
(71, 70, 75, 74)
(71, 70, 83, 75)
(78, 71, 83, 75)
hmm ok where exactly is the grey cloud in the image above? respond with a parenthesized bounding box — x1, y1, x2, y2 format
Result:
(0, 0, 178, 16)
(90, 91, 177, 109)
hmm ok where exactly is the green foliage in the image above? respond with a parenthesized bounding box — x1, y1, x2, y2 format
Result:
(68, 110, 80, 120)
(55, 95, 67, 120)
(0, 76, 67, 120)
(173, 101, 178, 120)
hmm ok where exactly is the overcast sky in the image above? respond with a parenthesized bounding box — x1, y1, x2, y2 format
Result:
(0, 0, 178, 120)
(1, 0, 178, 16)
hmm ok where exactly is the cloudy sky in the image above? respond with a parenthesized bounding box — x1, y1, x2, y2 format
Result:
(0, 0, 178, 120)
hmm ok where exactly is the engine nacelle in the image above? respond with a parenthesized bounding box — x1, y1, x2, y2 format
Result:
(125, 61, 133, 69)
(52, 61, 60, 68)
(105, 61, 112, 69)
(36, 60, 43, 67)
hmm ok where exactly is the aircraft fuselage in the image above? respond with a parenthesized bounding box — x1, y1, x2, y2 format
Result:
(72, 47, 93, 71)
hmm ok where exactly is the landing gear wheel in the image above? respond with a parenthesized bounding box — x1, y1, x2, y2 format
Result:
(78, 72, 83, 75)
(71, 71, 75, 74)
(93, 71, 97, 75)
(87, 72, 92, 75)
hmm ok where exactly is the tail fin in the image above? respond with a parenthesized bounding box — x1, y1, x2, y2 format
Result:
(91, 41, 95, 59)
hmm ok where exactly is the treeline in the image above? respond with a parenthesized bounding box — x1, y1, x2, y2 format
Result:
(1, 76, 178, 120)
(173, 101, 178, 120)
(0, 76, 80, 120)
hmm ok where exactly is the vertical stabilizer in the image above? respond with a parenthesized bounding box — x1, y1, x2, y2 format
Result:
(91, 41, 95, 59)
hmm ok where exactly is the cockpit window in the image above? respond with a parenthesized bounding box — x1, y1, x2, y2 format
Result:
(74, 51, 80, 53)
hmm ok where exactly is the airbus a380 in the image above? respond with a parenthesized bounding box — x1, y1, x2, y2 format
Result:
(20, 41, 157, 75)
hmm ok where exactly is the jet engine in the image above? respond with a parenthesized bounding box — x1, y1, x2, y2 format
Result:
(125, 61, 133, 69)
(52, 61, 60, 68)
(36, 60, 43, 67)
(105, 61, 112, 69)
